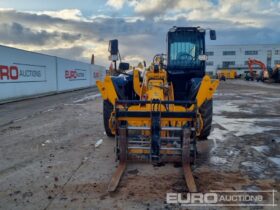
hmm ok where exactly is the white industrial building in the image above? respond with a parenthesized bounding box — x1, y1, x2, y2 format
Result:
(205, 44, 280, 76)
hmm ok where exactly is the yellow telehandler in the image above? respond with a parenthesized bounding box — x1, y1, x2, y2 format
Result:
(96, 26, 219, 192)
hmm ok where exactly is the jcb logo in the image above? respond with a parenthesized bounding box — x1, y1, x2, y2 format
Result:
(0, 65, 19, 80)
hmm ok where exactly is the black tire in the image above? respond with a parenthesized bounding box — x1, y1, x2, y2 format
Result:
(198, 99, 213, 140)
(103, 100, 114, 137)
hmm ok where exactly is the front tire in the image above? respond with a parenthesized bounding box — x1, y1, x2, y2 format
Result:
(103, 100, 114, 137)
(198, 99, 213, 140)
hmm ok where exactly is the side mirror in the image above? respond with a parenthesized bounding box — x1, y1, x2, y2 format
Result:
(108, 39, 118, 55)
(210, 30, 216, 40)
(119, 62, 130, 71)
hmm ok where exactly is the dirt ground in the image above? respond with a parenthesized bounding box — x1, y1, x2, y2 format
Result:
(0, 80, 279, 210)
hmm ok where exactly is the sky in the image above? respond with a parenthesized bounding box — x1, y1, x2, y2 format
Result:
(0, 0, 280, 66)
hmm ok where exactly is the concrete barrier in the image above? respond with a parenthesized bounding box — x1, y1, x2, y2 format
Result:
(0, 45, 57, 102)
(91, 64, 106, 86)
(0, 45, 106, 103)
(57, 58, 91, 92)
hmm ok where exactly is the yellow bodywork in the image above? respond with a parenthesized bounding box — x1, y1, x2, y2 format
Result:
(217, 69, 237, 79)
(96, 65, 219, 145)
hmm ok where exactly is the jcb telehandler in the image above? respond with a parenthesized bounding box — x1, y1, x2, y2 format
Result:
(96, 26, 219, 192)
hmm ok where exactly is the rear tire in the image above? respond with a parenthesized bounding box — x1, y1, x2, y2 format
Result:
(198, 99, 213, 140)
(103, 100, 115, 137)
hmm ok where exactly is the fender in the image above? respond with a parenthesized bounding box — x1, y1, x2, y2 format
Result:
(196, 75, 219, 108)
(96, 76, 118, 105)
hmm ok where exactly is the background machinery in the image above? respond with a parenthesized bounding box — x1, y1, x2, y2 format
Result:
(247, 58, 268, 81)
(267, 64, 280, 83)
(246, 58, 280, 82)
(96, 26, 219, 192)
(217, 69, 237, 81)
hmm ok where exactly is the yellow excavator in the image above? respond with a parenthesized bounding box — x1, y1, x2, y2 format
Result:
(96, 26, 219, 192)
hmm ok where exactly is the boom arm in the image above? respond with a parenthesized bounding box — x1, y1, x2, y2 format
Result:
(248, 58, 267, 77)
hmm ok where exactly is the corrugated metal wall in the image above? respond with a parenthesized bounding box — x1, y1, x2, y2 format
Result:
(0, 45, 106, 103)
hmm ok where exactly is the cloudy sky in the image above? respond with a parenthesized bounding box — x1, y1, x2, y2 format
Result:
(0, 0, 280, 66)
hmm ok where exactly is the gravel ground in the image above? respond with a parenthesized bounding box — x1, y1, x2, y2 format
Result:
(0, 80, 279, 210)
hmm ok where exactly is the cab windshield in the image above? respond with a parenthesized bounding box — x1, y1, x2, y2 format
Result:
(168, 32, 204, 68)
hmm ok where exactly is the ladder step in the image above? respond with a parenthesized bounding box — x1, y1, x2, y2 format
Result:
(127, 126, 183, 131)
(127, 126, 149, 130)
(128, 140, 150, 144)
(161, 127, 182, 131)
(128, 146, 181, 151)
(161, 137, 181, 141)
(128, 138, 180, 143)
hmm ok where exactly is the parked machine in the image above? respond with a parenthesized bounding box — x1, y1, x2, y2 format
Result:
(247, 58, 280, 83)
(217, 69, 237, 81)
(247, 58, 268, 81)
(267, 64, 280, 83)
(96, 26, 219, 192)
